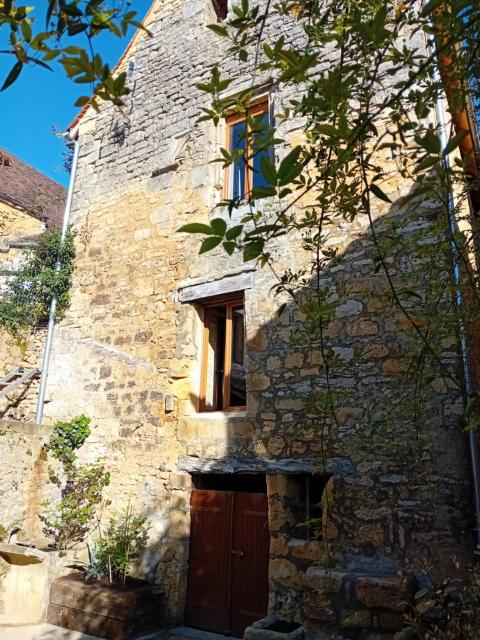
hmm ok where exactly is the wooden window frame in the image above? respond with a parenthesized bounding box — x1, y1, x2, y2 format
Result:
(199, 295, 246, 413)
(224, 100, 269, 200)
(212, 0, 228, 21)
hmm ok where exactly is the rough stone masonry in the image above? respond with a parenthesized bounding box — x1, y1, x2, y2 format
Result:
(0, 1, 475, 638)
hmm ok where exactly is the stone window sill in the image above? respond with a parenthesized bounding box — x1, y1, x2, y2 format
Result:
(287, 537, 323, 548)
(188, 411, 248, 420)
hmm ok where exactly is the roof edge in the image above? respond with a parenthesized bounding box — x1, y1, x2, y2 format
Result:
(67, 1, 156, 132)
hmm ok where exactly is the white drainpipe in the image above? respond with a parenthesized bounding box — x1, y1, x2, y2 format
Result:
(35, 133, 80, 425)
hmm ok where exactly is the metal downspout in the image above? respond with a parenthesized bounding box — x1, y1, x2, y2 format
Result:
(35, 135, 80, 425)
(427, 31, 480, 550)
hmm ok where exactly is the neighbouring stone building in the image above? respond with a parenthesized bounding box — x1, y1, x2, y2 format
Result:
(0, 149, 66, 418)
(0, 1, 478, 638)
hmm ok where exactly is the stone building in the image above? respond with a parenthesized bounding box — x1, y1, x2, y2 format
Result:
(0, 147, 65, 285)
(0, 1, 478, 638)
(0, 149, 66, 417)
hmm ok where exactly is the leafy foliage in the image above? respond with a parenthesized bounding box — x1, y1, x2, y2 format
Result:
(92, 505, 149, 584)
(0, 0, 151, 107)
(0, 227, 76, 337)
(395, 579, 480, 639)
(41, 415, 110, 550)
(48, 414, 91, 470)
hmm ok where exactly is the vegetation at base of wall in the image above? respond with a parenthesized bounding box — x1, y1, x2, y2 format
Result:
(87, 505, 149, 585)
(0, 227, 76, 338)
(395, 579, 480, 639)
(41, 415, 111, 550)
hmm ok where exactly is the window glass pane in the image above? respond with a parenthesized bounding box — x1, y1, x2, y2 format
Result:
(251, 111, 271, 191)
(205, 307, 226, 410)
(229, 305, 246, 407)
(230, 120, 247, 199)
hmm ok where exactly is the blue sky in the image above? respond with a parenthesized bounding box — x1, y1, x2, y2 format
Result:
(0, 1, 152, 186)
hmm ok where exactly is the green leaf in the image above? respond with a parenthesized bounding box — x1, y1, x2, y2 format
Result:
(74, 96, 91, 107)
(199, 236, 223, 254)
(414, 156, 439, 173)
(260, 156, 277, 185)
(243, 240, 264, 262)
(1, 61, 23, 91)
(278, 146, 302, 181)
(442, 130, 469, 156)
(225, 225, 243, 241)
(251, 186, 276, 199)
(370, 183, 392, 203)
(416, 130, 441, 154)
(316, 124, 340, 138)
(177, 223, 215, 235)
(21, 20, 32, 42)
(223, 241, 235, 255)
(210, 218, 227, 236)
(207, 24, 228, 37)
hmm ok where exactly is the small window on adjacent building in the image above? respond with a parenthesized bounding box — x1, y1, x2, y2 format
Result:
(199, 295, 246, 411)
(225, 100, 272, 200)
(287, 474, 330, 541)
(212, 0, 228, 21)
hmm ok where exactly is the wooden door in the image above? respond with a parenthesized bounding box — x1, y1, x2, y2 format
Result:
(185, 489, 269, 636)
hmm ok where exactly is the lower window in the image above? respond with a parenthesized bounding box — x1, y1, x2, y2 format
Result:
(199, 296, 246, 411)
(287, 474, 330, 541)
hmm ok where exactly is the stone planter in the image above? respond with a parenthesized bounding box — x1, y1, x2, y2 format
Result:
(244, 616, 304, 640)
(47, 573, 164, 640)
(0, 543, 80, 625)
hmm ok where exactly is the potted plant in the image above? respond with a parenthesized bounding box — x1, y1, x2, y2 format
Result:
(47, 505, 164, 640)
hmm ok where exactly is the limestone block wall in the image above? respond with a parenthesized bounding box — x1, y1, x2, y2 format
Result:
(0, 421, 54, 545)
(0, 0, 473, 628)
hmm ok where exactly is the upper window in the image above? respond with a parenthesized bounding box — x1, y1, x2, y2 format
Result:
(199, 295, 246, 412)
(225, 100, 272, 200)
(212, 0, 228, 21)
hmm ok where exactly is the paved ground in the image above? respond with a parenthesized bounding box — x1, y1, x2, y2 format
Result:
(0, 626, 237, 640)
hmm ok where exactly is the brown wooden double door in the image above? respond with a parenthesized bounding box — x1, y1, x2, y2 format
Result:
(185, 489, 269, 637)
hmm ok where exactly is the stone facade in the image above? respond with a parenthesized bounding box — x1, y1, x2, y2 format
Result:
(0, 0, 475, 637)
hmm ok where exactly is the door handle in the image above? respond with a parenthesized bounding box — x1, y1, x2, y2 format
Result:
(231, 549, 244, 557)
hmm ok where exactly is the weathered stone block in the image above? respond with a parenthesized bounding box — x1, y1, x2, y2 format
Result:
(355, 575, 415, 612)
(304, 567, 346, 594)
(303, 591, 336, 623)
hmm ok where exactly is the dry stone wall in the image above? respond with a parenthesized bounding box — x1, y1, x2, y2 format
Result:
(0, 0, 474, 632)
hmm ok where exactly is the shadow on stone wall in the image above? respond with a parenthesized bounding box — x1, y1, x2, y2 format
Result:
(178, 190, 473, 625)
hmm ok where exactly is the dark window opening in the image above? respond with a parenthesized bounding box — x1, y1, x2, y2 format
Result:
(199, 295, 246, 412)
(286, 474, 330, 541)
(212, 0, 228, 21)
(192, 473, 267, 493)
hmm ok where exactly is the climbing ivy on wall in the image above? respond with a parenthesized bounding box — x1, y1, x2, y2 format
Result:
(0, 227, 76, 337)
